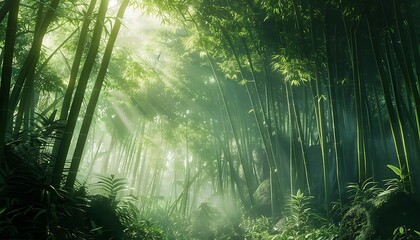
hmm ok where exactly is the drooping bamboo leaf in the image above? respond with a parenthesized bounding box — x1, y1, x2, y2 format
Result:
(387, 164, 402, 178)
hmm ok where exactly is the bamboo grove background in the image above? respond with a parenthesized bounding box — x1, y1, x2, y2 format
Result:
(0, 0, 420, 219)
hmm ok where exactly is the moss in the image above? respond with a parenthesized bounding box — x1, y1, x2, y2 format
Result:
(339, 202, 376, 240)
(339, 191, 420, 240)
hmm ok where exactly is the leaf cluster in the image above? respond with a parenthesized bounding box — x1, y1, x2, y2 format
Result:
(383, 164, 411, 193)
(346, 177, 382, 205)
(91, 174, 166, 239)
(0, 152, 90, 239)
(93, 174, 127, 202)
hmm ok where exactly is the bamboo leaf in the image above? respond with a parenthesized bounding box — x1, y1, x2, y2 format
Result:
(387, 165, 402, 178)
(399, 226, 404, 234)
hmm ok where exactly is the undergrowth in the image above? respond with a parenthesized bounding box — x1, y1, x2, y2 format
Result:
(1, 115, 418, 239)
(0, 117, 165, 239)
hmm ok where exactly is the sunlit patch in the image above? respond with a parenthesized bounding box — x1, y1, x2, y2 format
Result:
(208, 76, 216, 84)
(109, 0, 119, 8)
(42, 34, 55, 49)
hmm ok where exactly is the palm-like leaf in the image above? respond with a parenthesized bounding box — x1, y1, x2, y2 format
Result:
(93, 174, 128, 201)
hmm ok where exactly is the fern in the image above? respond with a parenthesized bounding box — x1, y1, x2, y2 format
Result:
(94, 174, 127, 202)
(117, 194, 140, 224)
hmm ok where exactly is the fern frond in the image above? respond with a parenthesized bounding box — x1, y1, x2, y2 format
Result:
(93, 174, 128, 199)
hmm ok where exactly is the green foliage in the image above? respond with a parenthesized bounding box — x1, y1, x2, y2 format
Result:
(93, 174, 128, 203)
(3, 0, 420, 239)
(334, 169, 412, 222)
(218, 58, 240, 80)
(272, 55, 312, 85)
(237, 190, 337, 239)
(189, 201, 221, 239)
(274, 224, 338, 240)
(1, 128, 164, 240)
(118, 195, 165, 240)
(330, 198, 348, 222)
(287, 189, 315, 229)
(5, 111, 63, 167)
(117, 194, 140, 223)
(346, 177, 382, 205)
(240, 215, 274, 239)
(0, 163, 90, 239)
(383, 165, 410, 193)
(124, 219, 165, 240)
(91, 174, 166, 239)
(161, 211, 193, 239)
(0, 112, 92, 239)
(272, 189, 337, 239)
(392, 225, 420, 240)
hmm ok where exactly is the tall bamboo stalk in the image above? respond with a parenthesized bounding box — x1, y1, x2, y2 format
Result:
(0, 0, 20, 163)
(8, 0, 60, 121)
(51, 0, 110, 187)
(208, 56, 255, 209)
(367, 11, 411, 191)
(324, 2, 343, 200)
(308, 4, 330, 209)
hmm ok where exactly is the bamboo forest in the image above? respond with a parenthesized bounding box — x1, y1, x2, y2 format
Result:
(2, 0, 420, 239)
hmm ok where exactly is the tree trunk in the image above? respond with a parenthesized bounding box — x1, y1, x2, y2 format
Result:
(8, 0, 60, 122)
(60, 0, 98, 121)
(51, 0, 98, 169)
(51, 0, 110, 188)
(0, 0, 12, 24)
(0, 0, 19, 163)
(64, 0, 129, 190)
(325, 2, 343, 200)
(367, 12, 411, 191)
